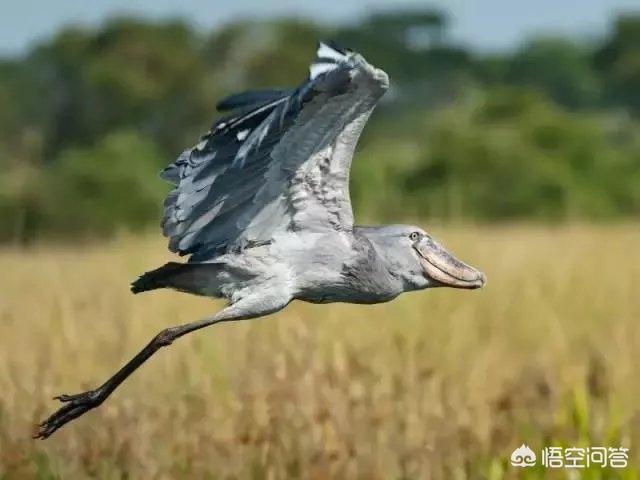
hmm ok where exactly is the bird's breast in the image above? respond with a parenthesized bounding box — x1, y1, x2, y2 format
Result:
(292, 235, 402, 305)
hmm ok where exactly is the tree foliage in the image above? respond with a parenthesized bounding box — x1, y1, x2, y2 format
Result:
(0, 10, 639, 242)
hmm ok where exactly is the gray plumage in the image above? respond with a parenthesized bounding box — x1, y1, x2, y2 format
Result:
(36, 42, 485, 439)
(160, 43, 382, 260)
(139, 41, 485, 310)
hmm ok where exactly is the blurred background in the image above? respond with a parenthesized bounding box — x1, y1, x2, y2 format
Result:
(1, 1, 640, 479)
(1, 0, 639, 241)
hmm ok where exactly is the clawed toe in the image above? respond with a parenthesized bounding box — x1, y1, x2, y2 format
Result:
(54, 393, 79, 402)
(34, 390, 102, 439)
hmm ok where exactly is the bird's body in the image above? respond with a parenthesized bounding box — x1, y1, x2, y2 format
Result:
(134, 227, 424, 307)
(295, 228, 405, 305)
(36, 41, 485, 439)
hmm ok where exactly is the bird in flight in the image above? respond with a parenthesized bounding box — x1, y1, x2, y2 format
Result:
(35, 42, 485, 439)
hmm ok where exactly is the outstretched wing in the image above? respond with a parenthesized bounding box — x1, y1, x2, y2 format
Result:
(161, 42, 389, 261)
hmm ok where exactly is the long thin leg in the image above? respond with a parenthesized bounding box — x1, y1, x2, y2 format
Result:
(34, 304, 258, 439)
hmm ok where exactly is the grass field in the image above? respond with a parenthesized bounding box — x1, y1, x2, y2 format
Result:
(1, 224, 639, 479)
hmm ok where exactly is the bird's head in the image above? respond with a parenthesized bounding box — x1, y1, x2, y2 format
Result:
(370, 225, 486, 291)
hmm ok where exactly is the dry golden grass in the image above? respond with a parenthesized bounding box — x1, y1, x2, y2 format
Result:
(1, 224, 640, 479)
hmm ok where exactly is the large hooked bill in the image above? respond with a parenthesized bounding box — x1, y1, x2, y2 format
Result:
(415, 236, 486, 289)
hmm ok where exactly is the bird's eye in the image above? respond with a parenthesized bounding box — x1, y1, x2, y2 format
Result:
(409, 231, 420, 241)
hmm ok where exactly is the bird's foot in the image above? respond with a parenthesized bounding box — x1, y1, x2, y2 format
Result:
(34, 389, 102, 439)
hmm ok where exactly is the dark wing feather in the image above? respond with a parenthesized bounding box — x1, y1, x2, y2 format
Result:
(161, 41, 388, 260)
(216, 89, 293, 112)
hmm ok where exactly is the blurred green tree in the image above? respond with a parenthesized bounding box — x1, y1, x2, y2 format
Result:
(595, 14, 640, 115)
(504, 37, 601, 109)
(0, 11, 639, 242)
(28, 19, 217, 159)
(40, 131, 166, 237)
(401, 89, 640, 220)
(203, 19, 326, 92)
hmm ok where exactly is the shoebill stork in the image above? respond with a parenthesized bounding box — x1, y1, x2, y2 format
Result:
(35, 42, 485, 439)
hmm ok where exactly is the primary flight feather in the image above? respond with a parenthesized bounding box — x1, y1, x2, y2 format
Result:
(161, 42, 388, 260)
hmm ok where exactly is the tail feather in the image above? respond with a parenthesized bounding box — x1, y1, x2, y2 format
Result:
(131, 262, 186, 294)
(131, 262, 223, 297)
